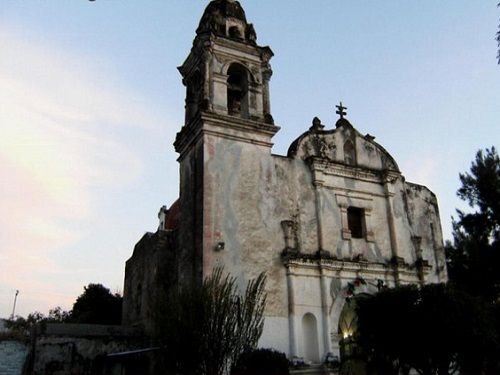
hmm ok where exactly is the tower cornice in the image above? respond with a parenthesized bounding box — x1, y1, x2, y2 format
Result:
(174, 111, 280, 159)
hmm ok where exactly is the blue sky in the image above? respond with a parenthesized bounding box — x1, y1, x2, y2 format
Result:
(1, 1, 499, 318)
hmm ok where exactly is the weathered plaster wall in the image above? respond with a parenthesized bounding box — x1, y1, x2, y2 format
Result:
(122, 230, 176, 333)
(202, 133, 324, 316)
(404, 182, 448, 283)
(195, 118, 446, 359)
(258, 317, 289, 353)
(178, 138, 205, 288)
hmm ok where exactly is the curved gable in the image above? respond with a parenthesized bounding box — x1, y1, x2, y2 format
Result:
(287, 117, 400, 173)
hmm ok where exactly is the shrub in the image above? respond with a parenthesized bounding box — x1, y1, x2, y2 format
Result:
(231, 348, 289, 375)
(155, 267, 267, 375)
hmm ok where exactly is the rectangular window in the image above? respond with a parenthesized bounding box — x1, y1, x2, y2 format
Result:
(347, 207, 364, 238)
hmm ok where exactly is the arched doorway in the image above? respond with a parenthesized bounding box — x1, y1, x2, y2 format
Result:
(338, 296, 368, 375)
(302, 313, 320, 363)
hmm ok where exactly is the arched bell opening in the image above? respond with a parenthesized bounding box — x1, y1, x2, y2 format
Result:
(227, 63, 249, 118)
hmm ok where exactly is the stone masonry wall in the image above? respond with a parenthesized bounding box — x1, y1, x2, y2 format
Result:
(0, 340, 28, 375)
(31, 324, 144, 375)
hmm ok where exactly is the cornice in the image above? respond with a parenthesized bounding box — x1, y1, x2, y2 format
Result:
(174, 111, 280, 157)
(307, 157, 402, 186)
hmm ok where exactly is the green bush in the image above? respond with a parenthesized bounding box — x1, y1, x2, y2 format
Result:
(231, 348, 289, 375)
(155, 267, 267, 375)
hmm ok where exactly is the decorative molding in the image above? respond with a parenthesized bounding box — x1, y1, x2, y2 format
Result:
(282, 251, 426, 285)
(336, 193, 374, 242)
(335, 193, 373, 208)
(307, 158, 400, 186)
(174, 111, 280, 155)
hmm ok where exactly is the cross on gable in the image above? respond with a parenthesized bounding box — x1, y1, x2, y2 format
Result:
(336, 101, 347, 119)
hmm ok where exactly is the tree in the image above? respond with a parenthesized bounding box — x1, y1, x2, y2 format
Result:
(5, 283, 121, 335)
(5, 307, 70, 338)
(70, 283, 122, 325)
(445, 147, 500, 302)
(356, 148, 500, 374)
(155, 267, 267, 375)
(356, 284, 496, 375)
(47, 306, 72, 322)
(497, 3, 500, 64)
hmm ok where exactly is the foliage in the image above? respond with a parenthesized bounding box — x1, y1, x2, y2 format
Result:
(355, 148, 500, 375)
(70, 283, 122, 324)
(4, 283, 121, 339)
(356, 284, 497, 375)
(446, 147, 500, 303)
(497, 3, 500, 64)
(47, 306, 72, 322)
(231, 348, 289, 375)
(457, 147, 500, 238)
(5, 307, 70, 337)
(155, 267, 267, 375)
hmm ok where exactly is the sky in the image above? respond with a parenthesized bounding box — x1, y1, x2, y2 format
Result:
(0, 1, 499, 318)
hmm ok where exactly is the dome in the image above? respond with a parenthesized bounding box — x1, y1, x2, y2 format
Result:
(199, 0, 247, 25)
(196, 0, 255, 42)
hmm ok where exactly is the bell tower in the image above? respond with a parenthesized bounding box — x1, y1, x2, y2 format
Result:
(177, 0, 275, 126)
(174, 0, 280, 285)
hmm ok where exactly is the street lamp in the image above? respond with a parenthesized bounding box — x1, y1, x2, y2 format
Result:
(10, 290, 19, 320)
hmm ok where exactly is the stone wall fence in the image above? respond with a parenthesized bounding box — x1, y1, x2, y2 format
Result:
(0, 333, 29, 375)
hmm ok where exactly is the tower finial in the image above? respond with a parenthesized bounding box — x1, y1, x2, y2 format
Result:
(336, 101, 347, 119)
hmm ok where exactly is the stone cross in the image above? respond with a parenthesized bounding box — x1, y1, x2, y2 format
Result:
(336, 101, 347, 119)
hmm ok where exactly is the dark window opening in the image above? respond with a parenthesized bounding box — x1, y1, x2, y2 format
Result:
(227, 64, 248, 117)
(228, 26, 243, 40)
(347, 207, 364, 239)
(227, 88, 242, 114)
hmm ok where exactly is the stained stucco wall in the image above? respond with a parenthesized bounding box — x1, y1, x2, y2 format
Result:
(122, 230, 176, 333)
(403, 182, 448, 283)
(194, 119, 446, 358)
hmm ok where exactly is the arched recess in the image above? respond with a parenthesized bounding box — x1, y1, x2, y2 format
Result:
(330, 283, 378, 356)
(302, 313, 320, 363)
(222, 61, 256, 81)
(226, 63, 250, 118)
(330, 282, 378, 344)
(337, 294, 370, 375)
(338, 297, 362, 353)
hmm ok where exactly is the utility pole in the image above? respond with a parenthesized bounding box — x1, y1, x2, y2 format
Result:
(10, 290, 19, 320)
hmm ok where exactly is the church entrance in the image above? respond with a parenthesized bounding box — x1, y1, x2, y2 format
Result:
(338, 296, 368, 375)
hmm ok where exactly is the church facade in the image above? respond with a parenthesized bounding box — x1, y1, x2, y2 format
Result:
(123, 0, 447, 364)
